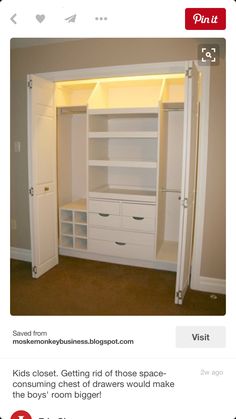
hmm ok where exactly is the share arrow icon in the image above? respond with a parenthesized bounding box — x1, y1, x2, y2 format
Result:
(65, 14, 77, 23)
(10, 13, 17, 24)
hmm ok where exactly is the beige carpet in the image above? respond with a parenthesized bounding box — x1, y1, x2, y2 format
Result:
(10, 256, 225, 316)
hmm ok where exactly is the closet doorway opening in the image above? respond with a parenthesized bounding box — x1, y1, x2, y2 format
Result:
(27, 61, 210, 305)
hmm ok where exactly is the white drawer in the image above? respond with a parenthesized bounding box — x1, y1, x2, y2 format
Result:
(89, 227, 155, 246)
(88, 213, 121, 228)
(122, 203, 156, 218)
(88, 239, 154, 260)
(88, 199, 120, 215)
(122, 216, 155, 232)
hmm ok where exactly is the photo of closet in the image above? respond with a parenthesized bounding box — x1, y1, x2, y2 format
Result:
(10, 38, 225, 315)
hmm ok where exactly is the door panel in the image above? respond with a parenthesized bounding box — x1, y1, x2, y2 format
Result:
(35, 114, 55, 184)
(27, 74, 58, 278)
(175, 62, 199, 304)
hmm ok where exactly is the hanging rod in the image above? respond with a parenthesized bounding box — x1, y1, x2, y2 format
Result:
(163, 108, 184, 112)
(162, 102, 184, 111)
(58, 106, 87, 114)
(160, 188, 181, 193)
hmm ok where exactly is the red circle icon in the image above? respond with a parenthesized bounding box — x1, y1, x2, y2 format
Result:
(11, 411, 32, 419)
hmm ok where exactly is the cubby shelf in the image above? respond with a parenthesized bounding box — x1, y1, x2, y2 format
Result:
(59, 199, 88, 250)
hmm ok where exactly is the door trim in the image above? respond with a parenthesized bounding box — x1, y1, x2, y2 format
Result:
(190, 64, 211, 291)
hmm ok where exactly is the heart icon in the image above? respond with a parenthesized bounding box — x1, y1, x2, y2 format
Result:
(36, 14, 45, 23)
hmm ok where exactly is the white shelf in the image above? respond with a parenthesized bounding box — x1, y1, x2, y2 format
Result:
(89, 160, 157, 168)
(88, 107, 159, 115)
(89, 186, 156, 203)
(88, 131, 158, 138)
(60, 198, 87, 212)
(75, 235, 87, 239)
(157, 241, 178, 263)
(74, 221, 87, 226)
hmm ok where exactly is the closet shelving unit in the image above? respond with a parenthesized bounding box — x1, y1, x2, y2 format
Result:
(56, 74, 186, 268)
(88, 106, 159, 202)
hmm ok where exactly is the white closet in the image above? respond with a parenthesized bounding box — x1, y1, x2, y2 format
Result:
(27, 62, 199, 304)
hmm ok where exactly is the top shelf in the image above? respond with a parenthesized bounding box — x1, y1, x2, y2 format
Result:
(88, 107, 159, 115)
(56, 75, 185, 108)
(88, 131, 158, 138)
(60, 199, 87, 212)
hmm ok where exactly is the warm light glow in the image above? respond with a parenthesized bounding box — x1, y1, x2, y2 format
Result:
(56, 73, 185, 88)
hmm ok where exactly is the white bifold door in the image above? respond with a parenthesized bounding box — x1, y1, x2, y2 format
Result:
(175, 62, 199, 304)
(27, 75, 58, 278)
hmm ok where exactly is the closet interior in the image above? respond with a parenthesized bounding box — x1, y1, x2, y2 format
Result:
(55, 74, 186, 270)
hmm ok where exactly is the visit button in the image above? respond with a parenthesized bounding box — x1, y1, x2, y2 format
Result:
(176, 326, 226, 348)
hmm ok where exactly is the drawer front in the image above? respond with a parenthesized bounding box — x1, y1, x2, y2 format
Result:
(88, 239, 154, 260)
(122, 203, 156, 218)
(88, 213, 121, 228)
(122, 216, 155, 232)
(89, 227, 155, 247)
(88, 199, 120, 215)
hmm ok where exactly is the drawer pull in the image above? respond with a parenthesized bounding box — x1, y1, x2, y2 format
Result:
(132, 216, 144, 220)
(115, 241, 126, 246)
(44, 187, 49, 192)
(98, 213, 110, 217)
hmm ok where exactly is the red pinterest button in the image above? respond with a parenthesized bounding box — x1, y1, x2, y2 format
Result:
(185, 8, 226, 30)
(11, 411, 32, 419)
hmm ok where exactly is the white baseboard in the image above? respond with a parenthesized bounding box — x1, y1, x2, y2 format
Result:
(11, 247, 32, 262)
(191, 276, 226, 295)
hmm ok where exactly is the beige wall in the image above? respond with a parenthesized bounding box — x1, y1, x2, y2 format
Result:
(201, 61, 225, 278)
(10, 38, 225, 279)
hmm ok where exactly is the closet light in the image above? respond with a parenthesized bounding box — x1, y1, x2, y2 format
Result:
(56, 73, 185, 88)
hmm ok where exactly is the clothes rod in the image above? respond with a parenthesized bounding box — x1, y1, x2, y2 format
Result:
(163, 108, 184, 112)
(160, 188, 181, 193)
(59, 106, 87, 114)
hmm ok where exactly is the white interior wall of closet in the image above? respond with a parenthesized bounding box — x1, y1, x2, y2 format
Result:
(57, 111, 87, 208)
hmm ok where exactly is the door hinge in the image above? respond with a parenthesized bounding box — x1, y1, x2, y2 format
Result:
(176, 290, 182, 300)
(28, 79, 33, 89)
(185, 67, 192, 78)
(32, 265, 37, 275)
(29, 187, 34, 197)
(181, 198, 188, 209)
